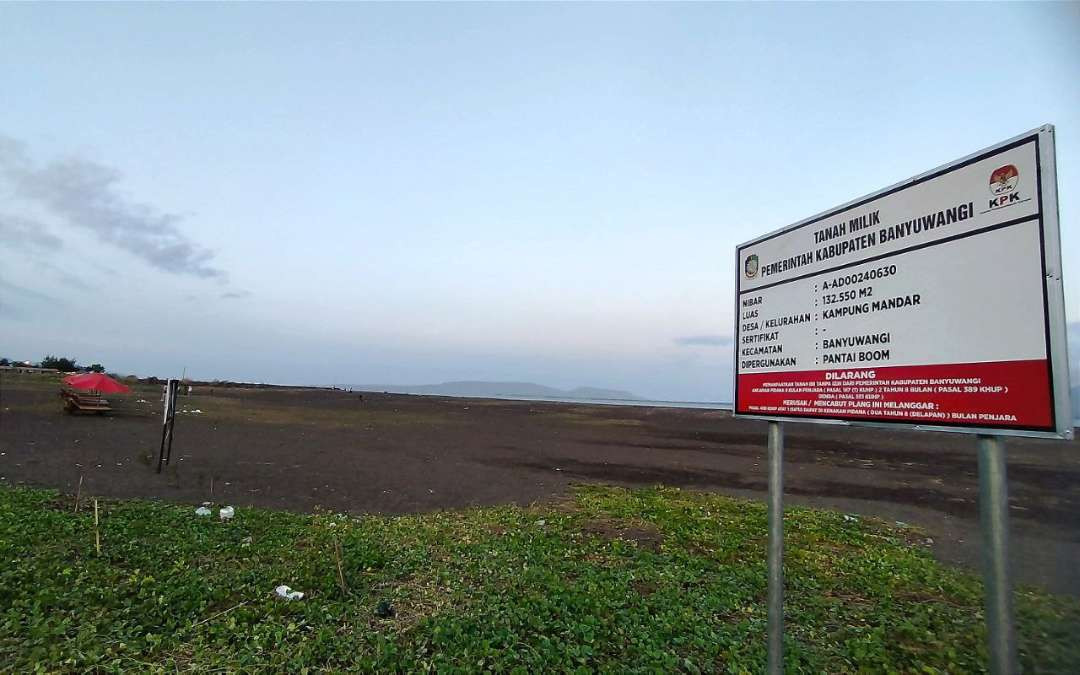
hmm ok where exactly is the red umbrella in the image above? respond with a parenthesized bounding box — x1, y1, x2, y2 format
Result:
(62, 373, 132, 394)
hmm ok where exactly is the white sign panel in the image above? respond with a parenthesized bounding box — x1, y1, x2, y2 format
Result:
(734, 125, 1071, 439)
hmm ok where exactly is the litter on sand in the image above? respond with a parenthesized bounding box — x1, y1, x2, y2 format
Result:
(275, 585, 304, 601)
(194, 506, 212, 517)
(219, 506, 235, 521)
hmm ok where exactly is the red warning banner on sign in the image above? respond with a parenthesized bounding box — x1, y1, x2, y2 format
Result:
(736, 359, 1053, 429)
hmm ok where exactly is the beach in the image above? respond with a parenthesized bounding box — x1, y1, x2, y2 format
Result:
(2, 374, 1077, 595)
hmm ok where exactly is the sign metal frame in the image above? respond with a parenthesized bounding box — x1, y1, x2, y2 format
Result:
(732, 125, 1071, 441)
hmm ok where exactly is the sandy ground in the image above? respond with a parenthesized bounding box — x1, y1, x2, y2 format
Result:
(1, 375, 1078, 596)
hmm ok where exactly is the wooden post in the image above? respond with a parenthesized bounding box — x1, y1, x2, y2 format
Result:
(93, 498, 101, 556)
(334, 537, 348, 596)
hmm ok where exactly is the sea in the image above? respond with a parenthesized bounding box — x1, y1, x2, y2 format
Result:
(495, 394, 734, 410)
(364, 391, 735, 411)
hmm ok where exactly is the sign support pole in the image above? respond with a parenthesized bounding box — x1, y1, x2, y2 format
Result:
(976, 435, 1017, 675)
(156, 379, 178, 474)
(767, 421, 784, 674)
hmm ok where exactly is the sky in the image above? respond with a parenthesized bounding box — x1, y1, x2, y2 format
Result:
(1, 3, 1078, 402)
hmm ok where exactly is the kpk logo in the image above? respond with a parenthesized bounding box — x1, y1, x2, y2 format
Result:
(988, 164, 1021, 209)
(990, 164, 1019, 195)
(744, 254, 759, 279)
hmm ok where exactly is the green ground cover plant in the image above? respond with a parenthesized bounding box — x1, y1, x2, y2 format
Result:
(0, 484, 1076, 672)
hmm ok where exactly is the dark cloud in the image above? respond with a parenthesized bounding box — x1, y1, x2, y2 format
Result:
(0, 135, 225, 280)
(0, 214, 62, 252)
(675, 335, 733, 347)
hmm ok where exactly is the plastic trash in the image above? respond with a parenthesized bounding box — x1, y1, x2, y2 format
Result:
(219, 506, 235, 521)
(195, 506, 212, 516)
(275, 585, 304, 601)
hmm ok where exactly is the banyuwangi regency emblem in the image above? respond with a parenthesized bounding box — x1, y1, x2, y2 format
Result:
(744, 254, 759, 279)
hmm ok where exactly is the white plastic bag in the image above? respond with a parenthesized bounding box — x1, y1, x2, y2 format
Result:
(275, 585, 304, 601)
(195, 506, 212, 517)
(219, 506, 235, 521)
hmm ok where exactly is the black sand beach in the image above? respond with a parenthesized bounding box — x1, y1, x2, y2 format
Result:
(2, 375, 1077, 595)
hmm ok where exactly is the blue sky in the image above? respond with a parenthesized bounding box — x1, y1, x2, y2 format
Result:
(1, 3, 1077, 401)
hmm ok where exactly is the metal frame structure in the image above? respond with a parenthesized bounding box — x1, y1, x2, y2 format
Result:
(736, 126, 1070, 675)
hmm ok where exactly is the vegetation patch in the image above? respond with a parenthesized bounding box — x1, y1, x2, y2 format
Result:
(0, 484, 1077, 672)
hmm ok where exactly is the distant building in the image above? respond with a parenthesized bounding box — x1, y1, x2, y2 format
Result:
(0, 365, 60, 374)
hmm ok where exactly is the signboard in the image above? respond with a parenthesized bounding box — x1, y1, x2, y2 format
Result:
(734, 125, 1071, 439)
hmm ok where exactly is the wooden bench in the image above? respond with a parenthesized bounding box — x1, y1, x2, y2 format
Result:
(60, 389, 112, 414)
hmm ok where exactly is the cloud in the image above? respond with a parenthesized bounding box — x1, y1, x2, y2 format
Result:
(675, 335, 734, 347)
(0, 277, 63, 306)
(0, 214, 62, 252)
(0, 135, 225, 280)
(30, 260, 97, 291)
(220, 290, 252, 300)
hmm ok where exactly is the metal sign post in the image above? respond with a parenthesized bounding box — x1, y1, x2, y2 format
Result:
(977, 435, 1018, 674)
(156, 379, 179, 473)
(767, 421, 784, 675)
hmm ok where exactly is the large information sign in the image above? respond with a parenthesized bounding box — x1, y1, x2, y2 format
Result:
(734, 126, 1071, 439)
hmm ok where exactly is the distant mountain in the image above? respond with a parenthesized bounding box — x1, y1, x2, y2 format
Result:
(352, 381, 641, 401)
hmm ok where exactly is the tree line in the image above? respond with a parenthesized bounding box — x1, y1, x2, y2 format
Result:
(0, 355, 105, 373)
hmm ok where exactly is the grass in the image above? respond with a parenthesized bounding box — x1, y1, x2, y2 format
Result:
(0, 485, 1077, 673)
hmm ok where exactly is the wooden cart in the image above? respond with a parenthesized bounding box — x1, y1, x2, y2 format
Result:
(60, 389, 112, 414)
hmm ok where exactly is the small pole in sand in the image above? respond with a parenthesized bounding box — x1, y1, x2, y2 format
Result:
(210, 476, 214, 499)
(766, 421, 784, 675)
(93, 498, 101, 556)
(74, 474, 83, 513)
(977, 435, 1017, 675)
